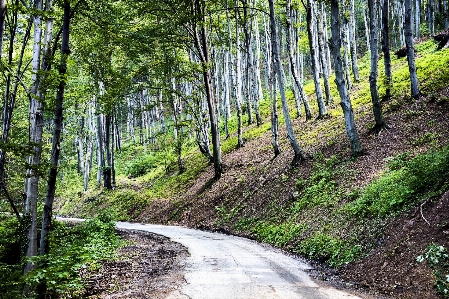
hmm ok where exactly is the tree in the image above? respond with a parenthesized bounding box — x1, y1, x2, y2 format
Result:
(368, 0, 386, 132)
(40, 0, 71, 257)
(0, 0, 5, 57)
(269, 0, 305, 164)
(382, 0, 392, 99)
(405, 0, 419, 98)
(304, 0, 327, 118)
(24, 0, 45, 275)
(286, 0, 311, 120)
(192, 0, 222, 179)
(330, 0, 363, 156)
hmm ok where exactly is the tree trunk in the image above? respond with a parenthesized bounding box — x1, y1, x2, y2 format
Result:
(382, 0, 393, 99)
(317, 2, 333, 104)
(0, 0, 5, 58)
(96, 111, 104, 185)
(368, 0, 386, 132)
(24, 0, 44, 275)
(242, 0, 253, 125)
(405, 0, 419, 98)
(269, 0, 305, 165)
(305, 0, 327, 118)
(286, 0, 311, 120)
(253, 18, 263, 126)
(194, 0, 222, 179)
(104, 114, 112, 190)
(415, 0, 421, 38)
(364, 5, 371, 51)
(271, 73, 280, 157)
(84, 105, 94, 191)
(235, 1, 244, 148)
(349, 0, 360, 81)
(341, 1, 353, 89)
(40, 0, 70, 257)
(330, 0, 363, 156)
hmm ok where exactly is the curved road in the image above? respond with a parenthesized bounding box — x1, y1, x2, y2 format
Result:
(116, 222, 362, 299)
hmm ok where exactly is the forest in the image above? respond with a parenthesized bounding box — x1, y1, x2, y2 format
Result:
(1, 0, 449, 298)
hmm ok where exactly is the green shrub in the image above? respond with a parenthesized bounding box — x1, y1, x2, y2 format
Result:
(21, 211, 122, 298)
(295, 232, 363, 267)
(251, 221, 306, 248)
(417, 244, 449, 297)
(347, 146, 449, 217)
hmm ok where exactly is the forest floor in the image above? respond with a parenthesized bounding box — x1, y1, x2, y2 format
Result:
(132, 88, 449, 299)
(80, 229, 188, 298)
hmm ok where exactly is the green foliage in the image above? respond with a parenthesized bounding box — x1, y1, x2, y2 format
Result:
(417, 244, 449, 297)
(294, 232, 363, 267)
(12, 212, 121, 298)
(292, 154, 341, 212)
(251, 222, 306, 248)
(347, 146, 449, 218)
(125, 151, 175, 178)
(215, 203, 246, 226)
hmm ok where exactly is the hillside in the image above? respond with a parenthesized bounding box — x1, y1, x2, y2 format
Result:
(57, 40, 449, 298)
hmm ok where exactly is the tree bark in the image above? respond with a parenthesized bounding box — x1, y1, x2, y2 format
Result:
(305, 0, 327, 118)
(104, 114, 112, 189)
(368, 0, 386, 132)
(24, 0, 44, 275)
(330, 0, 363, 156)
(286, 0, 311, 120)
(269, 0, 305, 165)
(0, 0, 5, 58)
(242, 0, 253, 125)
(317, 2, 333, 104)
(40, 0, 70, 256)
(194, 0, 222, 179)
(349, 0, 360, 81)
(382, 0, 393, 99)
(405, 0, 419, 98)
(235, 1, 244, 148)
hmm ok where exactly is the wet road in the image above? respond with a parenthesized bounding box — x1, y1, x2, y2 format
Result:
(116, 222, 361, 299)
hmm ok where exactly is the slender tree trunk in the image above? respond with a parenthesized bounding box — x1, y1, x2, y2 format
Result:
(305, 0, 327, 118)
(194, 0, 222, 179)
(317, 2, 333, 104)
(349, 0, 360, 81)
(96, 111, 104, 185)
(104, 114, 112, 189)
(40, 0, 70, 257)
(242, 0, 253, 125)
(341, 1, 353, 89)
(271, 73, 280, 157)
(330, 0, 363, 156)
(235, 1, 244, 148)
(286, 0, 311, 119)
(405, 0, 420, 98)
(24, 0, 44, 275)
(415, 0, 421, 37)
(364, 5, 371, 51)
(0, 0, 5, 58)
(428, 0, 435, 35)
(382, 0, 393, 99)
(368, 0, 386, 131)
(269, 0, 305, 165)
(84, 105, 94, 191)
(253, 18, 263, 126)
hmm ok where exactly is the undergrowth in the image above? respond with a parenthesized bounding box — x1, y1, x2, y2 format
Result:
(0, 211, 122, 298)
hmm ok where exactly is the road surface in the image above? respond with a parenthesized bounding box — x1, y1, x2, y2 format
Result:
(115, 222, 362, 299)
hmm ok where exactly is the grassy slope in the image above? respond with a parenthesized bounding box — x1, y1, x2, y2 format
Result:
(56, 40, 449, 298)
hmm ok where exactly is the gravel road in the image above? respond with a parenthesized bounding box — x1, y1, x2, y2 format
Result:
(116, 222, 362, 299)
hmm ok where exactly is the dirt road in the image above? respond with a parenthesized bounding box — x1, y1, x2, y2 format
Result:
(116, 222, 361, 299)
